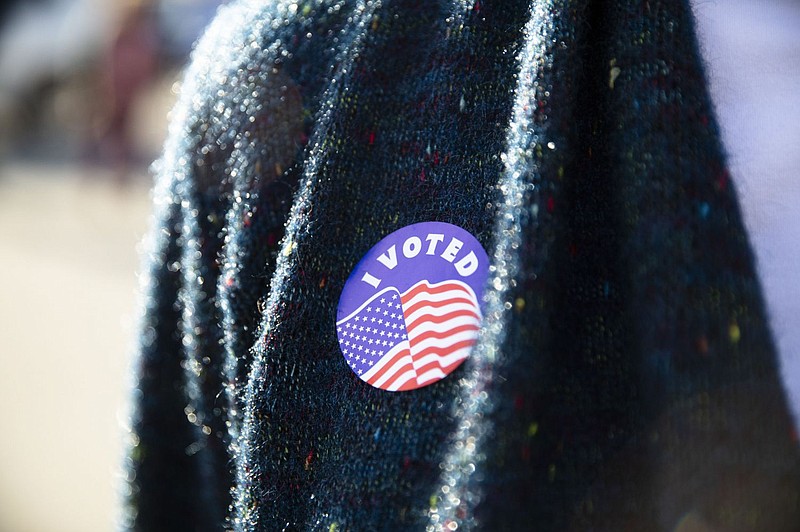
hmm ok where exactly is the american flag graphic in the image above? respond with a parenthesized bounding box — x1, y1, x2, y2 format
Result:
(336, 279, 481, 391)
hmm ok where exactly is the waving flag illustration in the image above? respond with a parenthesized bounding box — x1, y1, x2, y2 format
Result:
(335, 222, 489, 391)
(336, 279, 481, 391)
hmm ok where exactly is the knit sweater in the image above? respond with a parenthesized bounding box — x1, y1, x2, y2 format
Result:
(124, 1, 800, 530)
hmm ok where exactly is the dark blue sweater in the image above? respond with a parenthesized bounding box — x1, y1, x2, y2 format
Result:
(124, 1, 800, 530)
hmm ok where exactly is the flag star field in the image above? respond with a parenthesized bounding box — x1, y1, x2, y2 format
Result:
(335, 222, 489, 391)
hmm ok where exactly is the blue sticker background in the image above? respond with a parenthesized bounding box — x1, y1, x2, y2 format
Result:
(336, 222, 489, 391)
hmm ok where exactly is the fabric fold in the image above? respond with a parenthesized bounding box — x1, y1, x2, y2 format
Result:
(125, 1, 800, 530)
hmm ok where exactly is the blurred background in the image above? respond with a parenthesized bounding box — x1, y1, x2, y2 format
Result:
(0, 0, 222, 530)
(0, 0, 797, 530)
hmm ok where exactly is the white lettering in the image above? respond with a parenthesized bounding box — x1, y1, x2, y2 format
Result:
(441, 237, 463, 262)
(402, 236, 422, 258)
(454, 251, 479, 277)
(361, 272, 381, 288)
(425, 233, 444, 255)
(376, 245, 398, 269)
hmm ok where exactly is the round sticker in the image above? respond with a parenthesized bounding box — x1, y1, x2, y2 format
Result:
(336, 222, 489, 391)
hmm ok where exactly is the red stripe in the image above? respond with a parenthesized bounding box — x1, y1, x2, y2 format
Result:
(415, 354, 469, 380)
(379, 366, 418, 391)
(394, 374, 421, 391)
(386, 343, 472, 391)
(412, 339, 476, 365)
(366, 346, 412, 385)
(381, 340, 475, 391)
(406, 309, 480, 333)
(403, 296, 475, 319)
(407, 323, 479, 347)
(401, 281, 471, 303)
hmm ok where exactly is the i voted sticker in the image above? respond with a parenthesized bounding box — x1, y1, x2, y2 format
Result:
(336, 222, 489, 391)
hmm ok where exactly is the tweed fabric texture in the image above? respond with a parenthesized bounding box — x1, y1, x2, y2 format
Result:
(124, 1, 800, 530)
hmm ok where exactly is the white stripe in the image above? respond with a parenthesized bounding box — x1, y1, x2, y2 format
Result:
(416, 368, 447, 385)
(373, 354, 415, 388)
(403, 279, 475, 296)
(409, 330, 478, 356)
(400, 279, 479, 303)
(402, 287, 477, 310)
(405, 302, 481, 329)
(406, 316, 481, 341)
(362, 341, 409, 380)
(412, 348, 471, 372)
(386, 370, 417, 391)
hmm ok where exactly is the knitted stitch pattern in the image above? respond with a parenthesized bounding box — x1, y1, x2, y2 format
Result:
(124, 1, 800, 530)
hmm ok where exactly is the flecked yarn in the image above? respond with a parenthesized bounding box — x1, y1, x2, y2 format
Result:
(124, 1, 800, 530)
